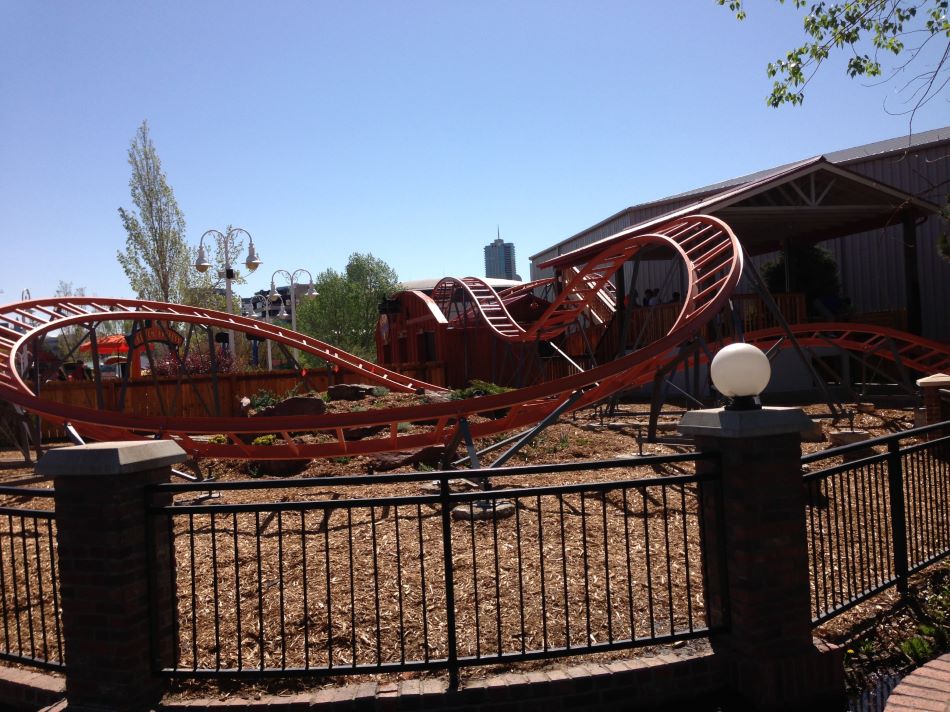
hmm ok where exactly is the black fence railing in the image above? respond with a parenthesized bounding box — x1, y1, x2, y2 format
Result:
(146, 453, 722, 684)
(802, 420, 950, 624)
(0, 486, 63, 670)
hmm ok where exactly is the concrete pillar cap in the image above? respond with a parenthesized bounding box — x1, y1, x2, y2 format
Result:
(678, 406, 814, 439)
(917, 373, 950, 386)
(37, 440, 188, 477)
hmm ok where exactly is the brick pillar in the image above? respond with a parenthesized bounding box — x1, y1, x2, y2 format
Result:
(917, 373, 950, 427)
(37, 441, 187, 712)
(680, 407, 845, 711)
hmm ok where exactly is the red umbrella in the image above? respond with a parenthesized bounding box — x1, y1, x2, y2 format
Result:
(78, 334, 128, 355)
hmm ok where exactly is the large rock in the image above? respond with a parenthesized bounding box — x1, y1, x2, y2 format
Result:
(369, 445, 447, 472)
(251, 395, 326, 418)
(344, 425, 387, 441)
(828, 429, 876, 463)
(327, 384, 376, 402)
(246, 459, 310, 477)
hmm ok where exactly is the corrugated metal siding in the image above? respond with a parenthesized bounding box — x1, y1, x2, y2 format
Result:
(832, 143, 950, 339)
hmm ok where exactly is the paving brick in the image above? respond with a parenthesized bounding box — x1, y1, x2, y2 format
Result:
(899, 674, 950, 693)
(914, 666, 950, 684)
(897, 681, 950, 702)
(885, 692, 947, 711)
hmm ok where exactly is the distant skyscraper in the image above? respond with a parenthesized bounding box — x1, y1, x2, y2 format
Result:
(484, 229, 519, 280)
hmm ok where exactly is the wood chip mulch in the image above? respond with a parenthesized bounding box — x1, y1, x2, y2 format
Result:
(0, 399, 938, 702)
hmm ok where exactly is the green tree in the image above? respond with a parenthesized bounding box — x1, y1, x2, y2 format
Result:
(719, 1, 949, 117)
(53, 281, 125, 358)
(116, 121, 192, 304)
(53, 281, 87, 358)
(296, 253, 399, 361)
(762, 244, 846, 318)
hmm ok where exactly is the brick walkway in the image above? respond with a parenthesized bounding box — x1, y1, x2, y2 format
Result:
(884, 653, 950, 711)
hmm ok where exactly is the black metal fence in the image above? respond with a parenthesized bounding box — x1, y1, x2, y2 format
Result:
(0, 485, 63, 669)
(146, 452, 722, 683)
(803, 420, 950, 624)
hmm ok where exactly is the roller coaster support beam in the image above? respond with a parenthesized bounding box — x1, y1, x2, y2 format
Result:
(741, 248, 843, 419)
(903, 215, 922, 336)
(450, 426, 535, 468)
(886, 337, 915, 393)
(490, 390, 584, 470)
(458, 418, 481, 472)
(648, 342, 702, 442)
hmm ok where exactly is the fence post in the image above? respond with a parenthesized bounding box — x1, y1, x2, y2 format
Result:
(887, 439, 909, 598)
(37, 440, 187, 712)
(917, 374, 950, 429)
(679, 407, 845, 711)
(438, 474, 459, 689)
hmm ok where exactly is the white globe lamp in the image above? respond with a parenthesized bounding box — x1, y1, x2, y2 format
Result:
(710, 343, 771, 410)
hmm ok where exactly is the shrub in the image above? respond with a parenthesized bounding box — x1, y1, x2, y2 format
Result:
(248, 389, 280, 410)
(151, 347, 240, 376)
(450, 379, 513, 401)
(762, 244, 844, 318)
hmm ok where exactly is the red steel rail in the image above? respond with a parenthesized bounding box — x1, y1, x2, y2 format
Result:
(0, 214, 744, 460)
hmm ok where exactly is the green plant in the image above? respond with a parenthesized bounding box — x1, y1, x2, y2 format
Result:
(208, 434, 228, 445)
(371, 386, 390, 397)
(330, 456, 350, 464)
(397, 422, 411, 433)
(900, 634, 934, 663)
(450, 379, 513, 401)
(251, 434, 279, 446)
(415, 462, 434, 472)
(762, 245, 844, 318)
(248, 389, 280, 410)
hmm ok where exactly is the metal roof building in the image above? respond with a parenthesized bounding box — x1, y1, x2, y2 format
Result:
(530, 127, 950, 339)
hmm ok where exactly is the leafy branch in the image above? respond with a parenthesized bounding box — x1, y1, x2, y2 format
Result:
(719, 0, 950, 119)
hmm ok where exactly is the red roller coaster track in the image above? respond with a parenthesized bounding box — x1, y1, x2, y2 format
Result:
(1, 214, 946, 461)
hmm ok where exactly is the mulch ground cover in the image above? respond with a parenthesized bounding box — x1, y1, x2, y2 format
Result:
(0, 396, 942, 703)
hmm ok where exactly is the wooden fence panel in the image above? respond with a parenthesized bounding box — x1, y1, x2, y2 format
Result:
(29, 370, 363, 441)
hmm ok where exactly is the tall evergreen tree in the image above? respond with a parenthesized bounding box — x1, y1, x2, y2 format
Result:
(116, 121, 191, 304)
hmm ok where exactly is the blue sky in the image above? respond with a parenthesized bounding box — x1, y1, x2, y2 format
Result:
(1, 1, 946, 302)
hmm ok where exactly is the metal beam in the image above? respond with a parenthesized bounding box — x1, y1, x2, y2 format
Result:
(489, 390, 584, 469)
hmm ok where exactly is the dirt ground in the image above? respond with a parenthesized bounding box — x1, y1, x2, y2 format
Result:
(0, 397, 939, 701)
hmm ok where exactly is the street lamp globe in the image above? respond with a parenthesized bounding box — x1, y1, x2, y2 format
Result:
(710, 343, 771, 410)
(194, 244, 212, 273)
(245, 238, 262, 272)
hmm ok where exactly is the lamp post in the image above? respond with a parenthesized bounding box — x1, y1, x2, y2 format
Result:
(246, 294, 272, 371)
(195, 227, 262, 351)
(18, 289, 30, 376)
(268, 269, 317, 336)
(269, 269, 317, 364)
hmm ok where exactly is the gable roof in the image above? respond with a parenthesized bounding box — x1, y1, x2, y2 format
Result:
(538, 156, 941, 271)
(532, 125, 950, 264)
